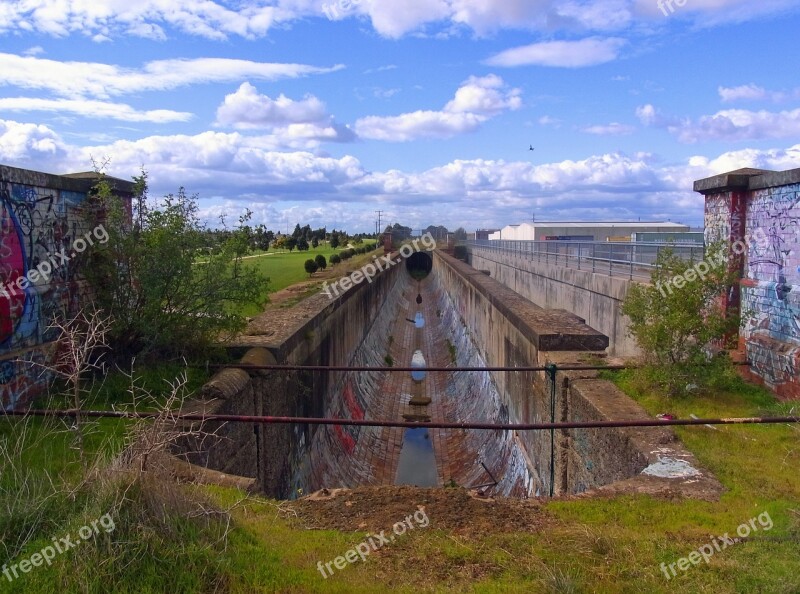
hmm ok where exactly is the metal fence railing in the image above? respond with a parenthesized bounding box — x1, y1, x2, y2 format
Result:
(462, 240, 704, 280)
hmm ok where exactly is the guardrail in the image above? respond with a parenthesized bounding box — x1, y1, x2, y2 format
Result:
(462, 240, 704, 280)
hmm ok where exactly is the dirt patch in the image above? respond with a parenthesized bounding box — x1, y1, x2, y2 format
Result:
(267, 281, 321, 308)
(284, 485, 549, 536)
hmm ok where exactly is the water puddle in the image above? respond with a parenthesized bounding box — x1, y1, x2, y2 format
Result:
(394, 427, 438, 487)
(411, 349, 426, 381)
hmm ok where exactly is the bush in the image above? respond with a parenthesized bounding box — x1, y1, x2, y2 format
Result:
(340, 250, 352, 260)
(329, 254, 341, 265)
(83, 171, 266, 359)
(304, 259, 318, 275)
(314, 254, 327, 270)
(620, 242, 740, 395)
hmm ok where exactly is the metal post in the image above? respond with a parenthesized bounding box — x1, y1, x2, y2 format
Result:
(545, 363, 557, 497)
(629, 244, 634, 279)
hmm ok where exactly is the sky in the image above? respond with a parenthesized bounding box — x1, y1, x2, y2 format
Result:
(1, 0, 800, 233)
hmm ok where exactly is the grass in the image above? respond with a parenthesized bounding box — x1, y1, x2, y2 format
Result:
(3, 362, 799, 591)
(201, 372, 798, 593)
(237, 243, 379, 316)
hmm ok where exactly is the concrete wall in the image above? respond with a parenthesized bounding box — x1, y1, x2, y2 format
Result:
(0, 164, 133, 409)
(177, 249, 409, 498)
(181, 249, 720, 501)
(465, 244, 638, 356)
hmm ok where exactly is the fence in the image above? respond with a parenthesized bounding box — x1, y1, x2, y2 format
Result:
(463, 240, 704, 280)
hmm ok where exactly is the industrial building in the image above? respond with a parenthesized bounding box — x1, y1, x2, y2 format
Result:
(487, 221, 690, 242)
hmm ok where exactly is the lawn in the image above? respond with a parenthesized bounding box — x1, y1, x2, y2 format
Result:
(238, 242, 380, 316)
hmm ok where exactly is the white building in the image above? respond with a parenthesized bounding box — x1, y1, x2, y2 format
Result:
(487, 221, 690, 242)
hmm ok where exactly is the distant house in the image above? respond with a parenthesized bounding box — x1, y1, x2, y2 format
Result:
(488, 221, 690, 242)
(1, 164, 134, 409)
(474, 229, 499, 241)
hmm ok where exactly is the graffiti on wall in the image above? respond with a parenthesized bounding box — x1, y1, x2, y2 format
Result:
(741, 184, 800, 396)
(0, 176, 88, 409)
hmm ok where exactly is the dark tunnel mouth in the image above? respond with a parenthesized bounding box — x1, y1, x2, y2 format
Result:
(406, 251, 433, 280)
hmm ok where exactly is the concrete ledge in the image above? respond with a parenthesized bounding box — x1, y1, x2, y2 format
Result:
(693, 168, 773, 194)
(436, 250, 609, 351)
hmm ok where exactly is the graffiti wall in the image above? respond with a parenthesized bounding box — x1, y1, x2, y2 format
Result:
(0, 165, 130, 409)
(741, 183, 800, 398)
(701, 169, 800, 399)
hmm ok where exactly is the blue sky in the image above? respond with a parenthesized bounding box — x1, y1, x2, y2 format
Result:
(1, 0, 799, 233)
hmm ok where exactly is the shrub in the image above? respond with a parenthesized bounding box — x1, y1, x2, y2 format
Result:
(83, 171, 265, 359)
(304, 259, 318, 276)
(329, 254, 341, 265)
(314, 254, 327, 270)
(620, 242, 741, 395)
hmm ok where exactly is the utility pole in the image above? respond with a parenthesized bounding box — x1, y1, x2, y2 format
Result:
(375, 210, 383, 238)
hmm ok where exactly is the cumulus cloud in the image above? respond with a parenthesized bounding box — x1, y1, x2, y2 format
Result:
(2, 117, 799, 229)
(637, 103, 800, 143)
(214, 82, 355, 146)
(0, 0, 796, 42)
(0, 53, 344, 99)
(0, 0, 283, 40)
(718, 84, 800, 103)
(0, 97, 192, 123)
(216, 83, 328, 129)
(355, 74, 521, 141)
(0, 119, 67, 163)
(484, 37, 627, 68)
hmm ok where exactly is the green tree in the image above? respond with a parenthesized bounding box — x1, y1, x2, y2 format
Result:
(297, 236, 309, 251)
(330, 234, 340, 249)
(286, 237, 298, 252)
(83, 170, 266, 358)
(314, 254, 327, 270)
(329, 254, 341, 265)
(620, 242, 740, 394)
(304, 259, 318, 276)
(311, 237, 319, 249)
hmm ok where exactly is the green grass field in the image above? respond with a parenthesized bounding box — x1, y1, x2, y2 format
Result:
(238, 243, 379, 316)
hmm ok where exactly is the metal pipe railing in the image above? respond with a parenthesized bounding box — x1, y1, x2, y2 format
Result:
(2, 409, 797, 430)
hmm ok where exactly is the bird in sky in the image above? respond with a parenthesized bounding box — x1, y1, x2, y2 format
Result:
(529, 145, 535, 151)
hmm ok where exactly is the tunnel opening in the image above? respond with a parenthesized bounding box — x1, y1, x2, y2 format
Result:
(406, 251, 432, 280)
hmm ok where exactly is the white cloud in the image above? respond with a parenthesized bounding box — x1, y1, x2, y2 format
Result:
(0, 53, 344, 99)
(2, 116, 800, 230)
(0, 97, 192, 123)
(22, 45, 44, 56)
(355, 74, 521, 141)
(216, 83, 328, 129)
(538, 115, 562, 127)
(0, 0, 283, 40)
(0, 119, 67, 163)
(214, 82, 355, 145)
(718, 84, 800, 103)
(581, 122, 636, 135)
(0, 0, 796, 42)
(484, 37, 627, 68)
(638, 103, 800, 143)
